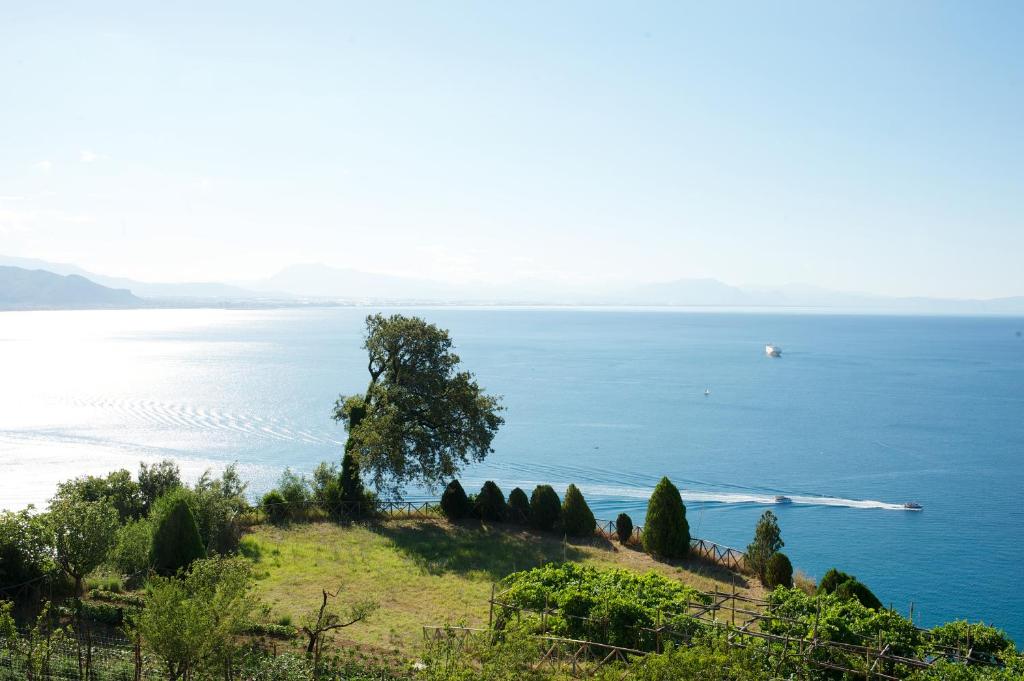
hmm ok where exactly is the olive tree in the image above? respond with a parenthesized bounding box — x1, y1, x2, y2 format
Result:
(333, 314, 504, 495)
(49, 498, 119, 595)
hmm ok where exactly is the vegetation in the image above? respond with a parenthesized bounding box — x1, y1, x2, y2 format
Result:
(745, 510, 783, 583)
(497, 562, 708, 650)
(507, 487, 530, 524)
(138, 459, 183, 514)
(440, 479, 472, 521)
(818, 567, 883, 610)
(49, 497, 119, 594)
(642, 477, 690, 559)
(473, 480, 507, 522)
(332, 314, 505, 495)
(615, 513, 633, 544)
(0, 507, 52, 589)
(764, 551, 793, 588)
(149, 490, 206, 575)
(560, 484, 596, 536)
(529, 485, 561, 531)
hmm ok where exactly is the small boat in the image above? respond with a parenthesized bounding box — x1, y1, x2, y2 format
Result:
(704, 387, 711, 397)
(765, 344, 782, 357)
(773, 495, 793, 504)
(903, 502, 923, 511)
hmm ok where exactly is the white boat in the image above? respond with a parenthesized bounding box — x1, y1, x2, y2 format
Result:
(765, 344, 782, 357)
(704, 387, 711, 397)
(773, 495, 793, 504)
(903, 502, 923, 511)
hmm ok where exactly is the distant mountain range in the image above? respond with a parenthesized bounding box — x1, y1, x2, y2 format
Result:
(0, 266, 142, 309)
(2, 255, 1023, 315)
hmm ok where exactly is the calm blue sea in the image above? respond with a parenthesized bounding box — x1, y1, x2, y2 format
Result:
(1, 307, 1022, 640)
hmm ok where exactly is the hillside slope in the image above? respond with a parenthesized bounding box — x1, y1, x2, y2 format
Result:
(0, 266, 143, 309)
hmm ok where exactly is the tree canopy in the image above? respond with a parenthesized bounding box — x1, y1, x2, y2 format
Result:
(333, 314, 504, 494)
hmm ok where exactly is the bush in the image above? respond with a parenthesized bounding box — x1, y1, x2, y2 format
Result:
(529, 485, 561, 531)
(615, 513, 634, 544)
(817, 567, 882, 610)
(440, 480, 471, 521)
(560, 484, 596, 536)
(764, 552, 793, 588)
(642, 477, 690, 558)
(149, 490, 206, 575)
(138, 459, 182, 514)
(928, 620, 1016, 658)
(111, 519, 152, 575)
(261, 490, 288, 524)
(835, 578, 883, 610)
(0, 508, 53, 589)
(52, 469, 143, 521)
(507, 487, 530, 524)
(498, 563, 708, 652)
(474, 481, 507, 522)
(746, 510, 784, 581)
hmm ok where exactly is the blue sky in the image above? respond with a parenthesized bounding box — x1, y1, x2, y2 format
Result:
(1, 2, 1022, 297)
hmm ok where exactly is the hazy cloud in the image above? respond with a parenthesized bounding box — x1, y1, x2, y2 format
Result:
(31, 160, 52, 173)
(79, 150, 99, 163)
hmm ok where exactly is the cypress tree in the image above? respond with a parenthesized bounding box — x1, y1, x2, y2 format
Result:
(615, 513, 634, 544)
(529, 485, 561, 531)
(642, 477, 690, 558)
(474, 481, 507, 522)
(340, 451, 366, 513)
(561, 484, 596, 536)
(746, 510, 784, 581)
(149, 491, 205, 575)
(507, 487, 530, 524)
(440, 480, 471, 521)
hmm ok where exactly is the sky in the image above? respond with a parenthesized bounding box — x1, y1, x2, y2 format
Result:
(1, 2, 1022, 298)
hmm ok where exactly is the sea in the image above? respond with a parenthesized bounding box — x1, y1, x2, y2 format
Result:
(1, 307, 1022, 641)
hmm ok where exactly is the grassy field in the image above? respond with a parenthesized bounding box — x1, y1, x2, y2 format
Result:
(241, 517, 764, 654)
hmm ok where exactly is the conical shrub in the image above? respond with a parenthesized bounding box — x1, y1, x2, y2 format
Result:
(615, 513, 634, 544)
(507, 487, 530, 523)
(440, 479, 471, 521)
(474, 481, 507, 522)
(149, 490, 205, 575)
(561, 484, 596, 536)
(764, 552, 793, 588)
(642, 477, 690, 558)
(530, 485, 561, 531)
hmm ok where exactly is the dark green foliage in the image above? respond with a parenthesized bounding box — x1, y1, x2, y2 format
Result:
(340, 452, 366, 505)
(817, 567, 882, 610)
(560, 484, 596, 536)
(835, 578, 883, 610)
(507, 487, 530, 523)
(149, 490, 206, 575)
(615, 513, 634, 544)
(498, 563, 707, 651)
(138, 459, 182, 514)
(261, 489, 288, 524)
(0, 508, 52, 589)
(642, 477, 690, 558)
(440, 479, 471, 521)
(764, 552, 793, 588)
(746, 510, 783, 582)
(52, 469, 143, 521)
(191, 464, 248, 554)
(474, 481, 507, 522)
(529, 485, 561, 531)
(818, 567, 853, 595)
(333, 314, 505, 495)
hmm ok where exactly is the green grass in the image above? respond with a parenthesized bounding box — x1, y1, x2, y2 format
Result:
(241, 518, 761, 654)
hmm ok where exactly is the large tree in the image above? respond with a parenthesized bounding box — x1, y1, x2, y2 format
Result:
(49, 498, 119, 595)
(333, 314, 504, 494)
